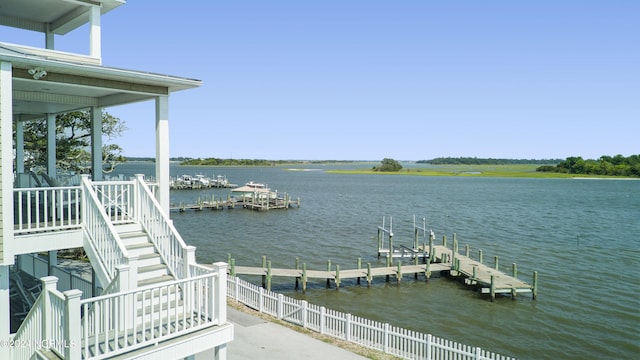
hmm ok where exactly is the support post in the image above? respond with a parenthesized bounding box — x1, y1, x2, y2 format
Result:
(490, 275, 495, 302)
(532, 271, 538, 300)
(425, 261, 431, 281)
(266, 260, 272, 291)
(512, 263, 518, 278)
(367, 263, 372, 286)
(155, 95, 170, 214)
(326, 259, 331, 288)
(335, 265, 340, 289)
(396, 260, 402, 282)
(302, 263, 307, 292)
(90, 107, 102, 180)
(261, 256, 267, 288)
(212, 262, 228, 323)
(494, 256, 499, 270)
(357, 258, 361, 285)
(63, 289, 83, 360)
(41, 276, 59, 342)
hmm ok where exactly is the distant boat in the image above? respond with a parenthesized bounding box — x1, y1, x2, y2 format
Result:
(178, 174, 193, 186)
(194, 174, 210, 186)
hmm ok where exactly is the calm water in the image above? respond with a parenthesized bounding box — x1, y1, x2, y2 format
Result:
(120, 163, 640, 359)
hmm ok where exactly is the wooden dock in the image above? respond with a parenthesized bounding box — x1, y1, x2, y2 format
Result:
(229, 256, 450, 292)
(225, 216, 538, 302)
(170, 194, 301, 212)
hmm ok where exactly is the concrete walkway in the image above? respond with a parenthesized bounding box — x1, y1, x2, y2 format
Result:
(227, 307, 368, 359)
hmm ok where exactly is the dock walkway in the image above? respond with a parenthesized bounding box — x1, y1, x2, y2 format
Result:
(228, 216, 538, 301)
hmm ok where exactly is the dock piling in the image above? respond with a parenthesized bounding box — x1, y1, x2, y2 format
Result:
(533, 271, 538, 300)
(302, 263, 308, 292)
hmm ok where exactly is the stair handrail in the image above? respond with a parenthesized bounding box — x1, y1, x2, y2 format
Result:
(81, 175, 130, 282)
(9, 277, 82, 360)
(133, 174, 193, 279)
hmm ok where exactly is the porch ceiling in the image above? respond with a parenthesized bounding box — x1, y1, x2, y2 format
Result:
(0, 0, 125, 35)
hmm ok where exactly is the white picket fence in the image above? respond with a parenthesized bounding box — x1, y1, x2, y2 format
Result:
(227, 276, 515, 360)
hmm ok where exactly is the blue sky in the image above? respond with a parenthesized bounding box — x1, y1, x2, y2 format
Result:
(4, 1, 639, 161)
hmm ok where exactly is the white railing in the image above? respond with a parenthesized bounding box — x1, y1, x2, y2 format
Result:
(13, 186, 82, 234)
(80, 265, 226, 359)
(81, 176, 129, 282)
(227, 276, 515, 360)
(9, 277, 82, 360)
(91, 180, 135, 224)
(133, 175, 192, 279)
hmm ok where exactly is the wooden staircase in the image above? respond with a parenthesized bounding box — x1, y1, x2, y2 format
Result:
(114, 223, 175, 287)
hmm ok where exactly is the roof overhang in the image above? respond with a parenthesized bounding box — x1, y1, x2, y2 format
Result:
(1, 42, 202, 120)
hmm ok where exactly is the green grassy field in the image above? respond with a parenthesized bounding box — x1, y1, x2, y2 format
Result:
(327, 164, 620, 178)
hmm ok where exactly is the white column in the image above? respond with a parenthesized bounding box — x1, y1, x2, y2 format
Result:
(45, 23, 55, 50)
(155, 96, 170, 215)
(47, 113, 56, 178)
(90, 107, 102, 180)
(89, 5, 101, 61)
(0, 62, 14, 265)
(0, 266, 9, 358)
(0, 62, 11, 354)
(15, 116, 24, 174)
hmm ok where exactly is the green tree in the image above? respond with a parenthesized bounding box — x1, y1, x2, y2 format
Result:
(21, 110, 127, 175)
(373, 158, 403, 172)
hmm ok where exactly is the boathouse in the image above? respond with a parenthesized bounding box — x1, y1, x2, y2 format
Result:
(0, 1, 233, 359)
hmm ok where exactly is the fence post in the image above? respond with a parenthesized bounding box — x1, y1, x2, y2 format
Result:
(259, 287, 264, 313)
(301, 300, 308, 328)
(234, 275, 240, 301)
(41, 276, 59, 342)
(345, 313, 351, 342)
(320, 306, 326, 335)
(63, 289, 83, 360)
(277, 294, 284, 319)
(383, 323, 389, 354)
(212, 262, 228, 324)
(474, 346, 481, 360)
(426, 334, 432, 360)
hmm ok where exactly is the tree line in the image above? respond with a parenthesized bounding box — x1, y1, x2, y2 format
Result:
(536, 155, 640, 177)
(418, 157, 561, 165)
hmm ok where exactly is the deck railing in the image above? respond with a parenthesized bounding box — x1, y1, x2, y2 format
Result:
(227, 275, 515, 360)
(133, 174, 193, 279)
(13, 186, 82, 234)
(10, 263, 227, 360)
(79, 264, 226, 359)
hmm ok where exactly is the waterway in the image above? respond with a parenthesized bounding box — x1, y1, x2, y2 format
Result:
(118, 162, 640, 359)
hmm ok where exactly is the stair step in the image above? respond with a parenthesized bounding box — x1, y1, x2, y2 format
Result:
(138, 274, 174, 288)
(137, 253, 162, 267)
(126, 243, 156, 257)
(113, 222, 144, 233)
(119, 231, 149, 246)
(138, 264, 168, 280)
